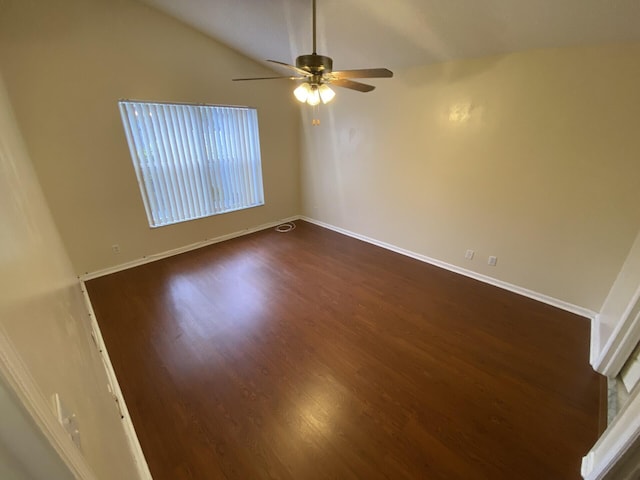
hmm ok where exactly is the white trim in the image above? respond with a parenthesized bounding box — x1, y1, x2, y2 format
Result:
(582, 383, 640, 479)
(590, 316, 600, 367)
(592, 284, 640, 376)
(80, 216, 300, 280)
(82, 214, 596, 320)
(80, 284, 153, 480)
(300, 216, 597, 319)
(0, 326, 97, 480)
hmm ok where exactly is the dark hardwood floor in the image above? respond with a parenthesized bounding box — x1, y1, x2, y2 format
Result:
(86, 221, 602, 480)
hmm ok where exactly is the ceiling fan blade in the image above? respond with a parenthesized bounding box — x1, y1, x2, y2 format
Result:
(331, 79, 376, 93)
(233, 76, 303, 81)
(266, 60, 312, 77)
(330, 68, 393, 80)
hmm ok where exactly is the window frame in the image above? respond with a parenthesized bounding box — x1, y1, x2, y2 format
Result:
(118, 100, 265, 228)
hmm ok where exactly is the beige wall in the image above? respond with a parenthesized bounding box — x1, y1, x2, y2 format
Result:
(1, 0, 638, 313)
(0, 0, 301, 275)
(301, 45, 640, 312)
(0, 73, 139, 478)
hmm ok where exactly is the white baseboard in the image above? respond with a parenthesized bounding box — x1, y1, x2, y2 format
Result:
(80, 283, 153, 480)
(80, 215, 300, 280)
(582, 382, 640, 479)
(591, 316, 601, 367)
(82, 213, 595, 320)
(592, 285, 640, 376)
(300, 216, 596, 320)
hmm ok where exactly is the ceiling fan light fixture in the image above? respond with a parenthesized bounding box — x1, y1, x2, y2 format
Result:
(293, 83, 312, 103)
(233, 0, 393, 108)
(318, 84, 335, 104)
(306, 85, 321, 106)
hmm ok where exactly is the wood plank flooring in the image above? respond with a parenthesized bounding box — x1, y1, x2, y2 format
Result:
(86, 221, 602, 479)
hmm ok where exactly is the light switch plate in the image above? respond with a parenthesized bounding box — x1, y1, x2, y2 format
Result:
(52, 393, 81, 450)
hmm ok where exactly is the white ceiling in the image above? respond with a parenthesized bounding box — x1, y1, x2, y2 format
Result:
(140, 0, 640, 72)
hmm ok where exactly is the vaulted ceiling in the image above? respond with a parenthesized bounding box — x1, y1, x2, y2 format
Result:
(140, 0, 640, 74)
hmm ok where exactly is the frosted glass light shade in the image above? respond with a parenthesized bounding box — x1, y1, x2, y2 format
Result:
(293, 83, 311, 103)
(306, 85, 320, 106)
(319, 84, 335, 104)
(294, 83, 335, 106)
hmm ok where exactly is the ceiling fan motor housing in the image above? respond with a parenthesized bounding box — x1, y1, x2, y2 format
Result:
(296, 54, 333, 74)
(232, 0, 391, 94)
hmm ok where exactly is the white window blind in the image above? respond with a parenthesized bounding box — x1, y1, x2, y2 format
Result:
(118, 101, 264, 227)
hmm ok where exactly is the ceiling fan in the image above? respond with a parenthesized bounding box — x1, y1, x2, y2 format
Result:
(232, 0, 393, 107)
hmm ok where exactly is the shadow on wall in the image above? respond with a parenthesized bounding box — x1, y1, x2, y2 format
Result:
(400, 54, 507, 88)
(317, 0, 515, 69)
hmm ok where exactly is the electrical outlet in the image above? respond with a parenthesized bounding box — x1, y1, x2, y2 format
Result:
(488, 256, 498, 266)
(111, 244, 120, 254)
(465, 249, 474, 260)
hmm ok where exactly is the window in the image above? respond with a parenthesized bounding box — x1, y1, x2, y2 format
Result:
(119, 101, 264, 228)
